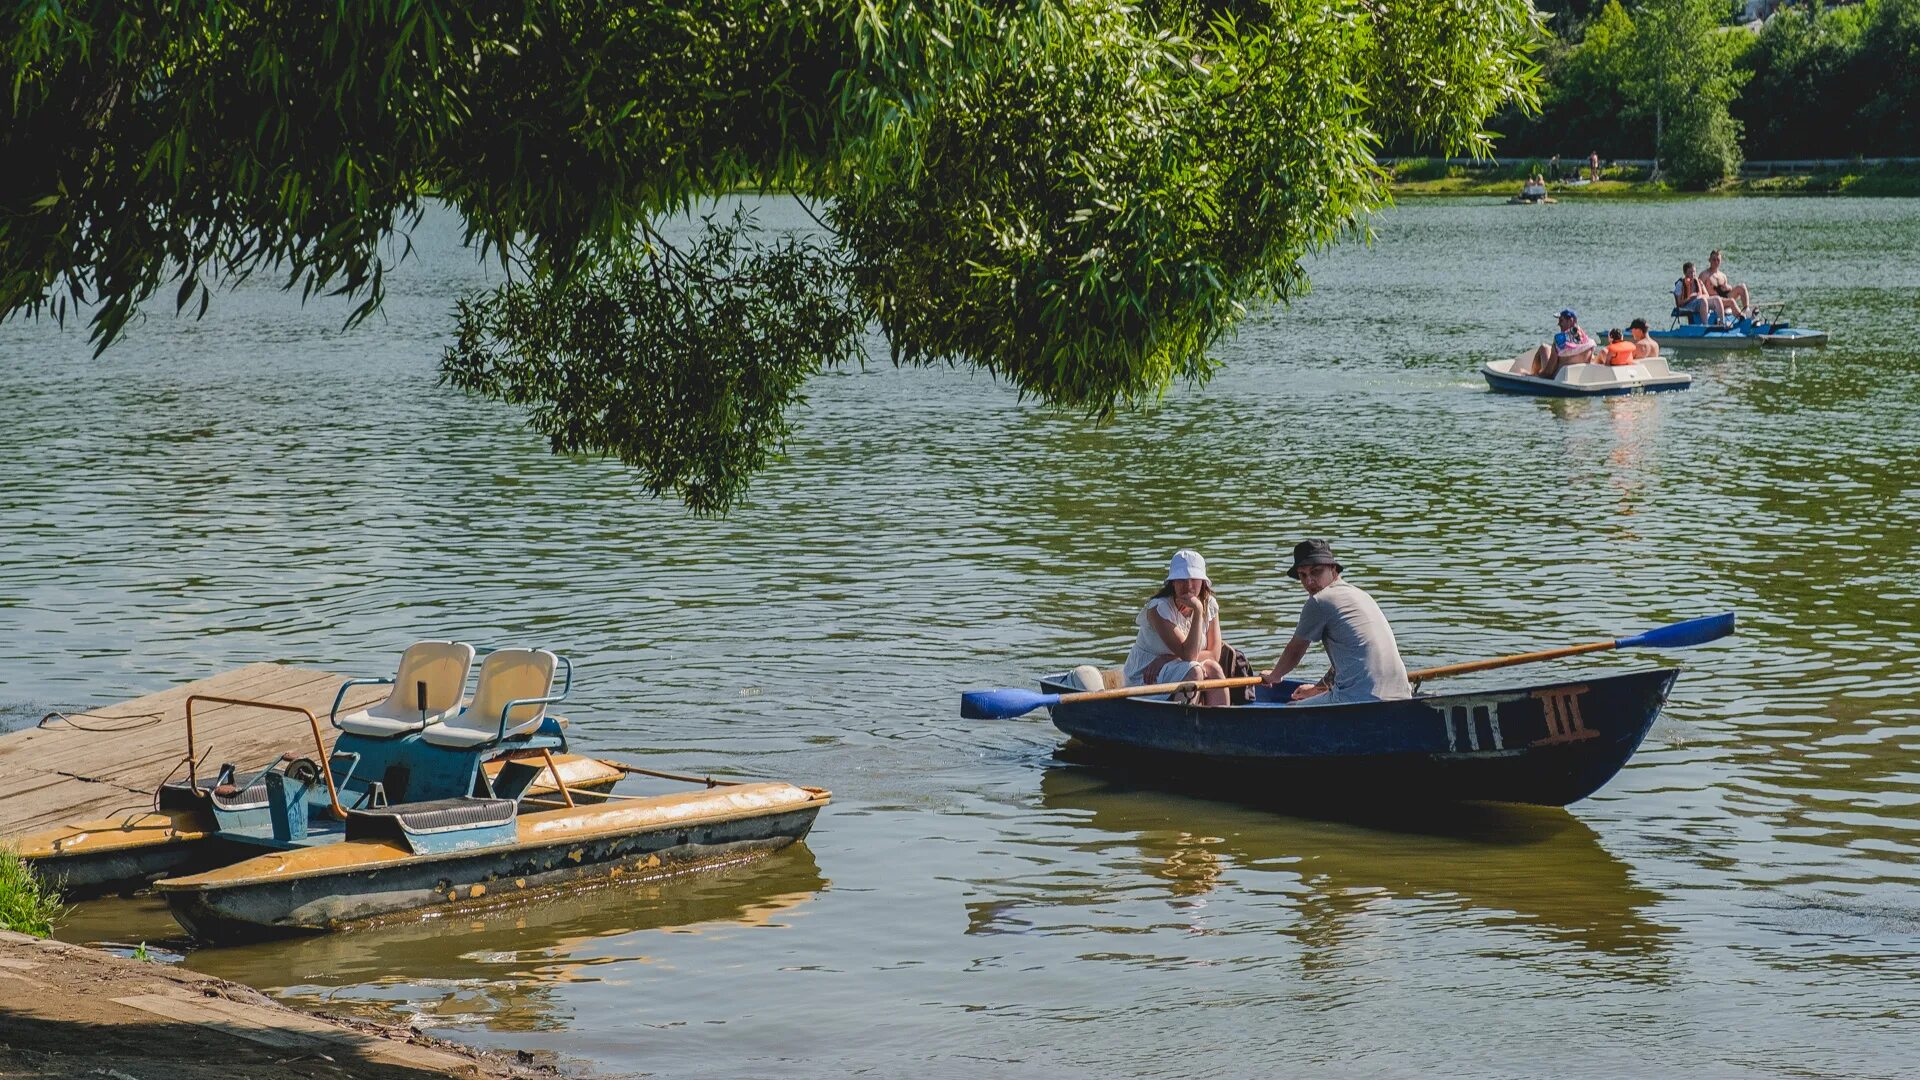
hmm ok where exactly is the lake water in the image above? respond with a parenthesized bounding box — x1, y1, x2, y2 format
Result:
(8, 196, 1919, 1079)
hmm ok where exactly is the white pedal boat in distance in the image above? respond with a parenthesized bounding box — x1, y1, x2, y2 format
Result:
(1482, 351, 1692, 397)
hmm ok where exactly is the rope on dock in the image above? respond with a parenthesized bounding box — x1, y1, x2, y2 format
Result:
(37, 709, 165, 733)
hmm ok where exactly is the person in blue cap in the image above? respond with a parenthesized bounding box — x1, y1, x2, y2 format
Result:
(1521, 307, 1595, 380)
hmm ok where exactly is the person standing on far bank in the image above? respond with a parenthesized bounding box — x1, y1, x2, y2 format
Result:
(1260, 540, 1412, 705)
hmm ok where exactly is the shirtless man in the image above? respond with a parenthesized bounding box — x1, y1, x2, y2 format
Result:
(1628, 317, 1660, 359)
(1523, 308, 1595, 379)
(1703, 249, 1751, 318)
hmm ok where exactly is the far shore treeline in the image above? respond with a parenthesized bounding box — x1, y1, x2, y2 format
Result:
(1393, 0, 1920, 188)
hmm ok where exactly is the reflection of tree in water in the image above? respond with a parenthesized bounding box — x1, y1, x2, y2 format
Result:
(191, 847, 827, 1032)
(1013, 765, 1676, 973)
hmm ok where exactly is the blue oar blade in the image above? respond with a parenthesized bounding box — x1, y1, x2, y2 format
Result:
(1617, 612, 1735, 650)
(960, 688, 1059, 720)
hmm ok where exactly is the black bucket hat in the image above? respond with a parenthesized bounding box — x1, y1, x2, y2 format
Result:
(1286, 539, 1343, 580)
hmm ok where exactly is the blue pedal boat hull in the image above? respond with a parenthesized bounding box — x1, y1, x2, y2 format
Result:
(1649, 318, 1828, 350)
(1038, 668, 1678, 807)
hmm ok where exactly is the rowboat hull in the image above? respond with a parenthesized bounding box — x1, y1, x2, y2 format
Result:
(1038, 668, 1678, 807)
(155, 782, 829, 942)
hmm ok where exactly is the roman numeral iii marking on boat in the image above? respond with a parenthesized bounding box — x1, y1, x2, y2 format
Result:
(1533, 685, 1597, 744)
(1435, 693, 1524, 753)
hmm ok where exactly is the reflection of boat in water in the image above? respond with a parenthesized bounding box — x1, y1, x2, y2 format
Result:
(59, 846, 827, 1032)
(1018, 766, 1672, 959)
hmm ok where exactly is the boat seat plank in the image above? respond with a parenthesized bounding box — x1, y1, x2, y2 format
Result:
(346, 797, 517, 840)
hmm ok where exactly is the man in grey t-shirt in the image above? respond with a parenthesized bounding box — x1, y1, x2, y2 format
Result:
(1258, 539, 1412, 705)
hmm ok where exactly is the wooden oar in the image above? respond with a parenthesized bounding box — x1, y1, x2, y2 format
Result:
(1406, 611, 1734, 687)
(958, 612, 1734, 720)
(960, 674, 1266, 720)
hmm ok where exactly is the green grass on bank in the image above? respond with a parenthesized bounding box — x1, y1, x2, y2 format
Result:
(1387, 158, 1920, 198)
(0, 847, 62, 937)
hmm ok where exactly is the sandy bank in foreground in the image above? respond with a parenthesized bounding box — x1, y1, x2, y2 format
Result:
(0, 931, 567, 1080)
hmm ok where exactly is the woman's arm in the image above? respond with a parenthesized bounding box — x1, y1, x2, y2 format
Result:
(1136, 607, 1198, 657)
(1143, 603, 1210, 661)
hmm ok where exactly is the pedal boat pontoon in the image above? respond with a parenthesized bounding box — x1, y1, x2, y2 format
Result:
(1648, 305, 1829, 350)
(1482, 351, 1691, 396)
(15, 753, 624, 899)
(26, 643, 828, 941)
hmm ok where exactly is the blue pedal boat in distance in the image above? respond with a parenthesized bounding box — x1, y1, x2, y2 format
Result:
(22, 644, 829, 942)
(1649, 306, 1829, 350)
(1033, 667, 1679, 807)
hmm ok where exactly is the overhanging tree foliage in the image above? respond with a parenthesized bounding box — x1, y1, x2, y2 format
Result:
(4, 1, 1539, 512)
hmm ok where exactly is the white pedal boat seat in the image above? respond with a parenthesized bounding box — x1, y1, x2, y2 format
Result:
(421, 647, 560, 749)
(336, 640, 476, 737)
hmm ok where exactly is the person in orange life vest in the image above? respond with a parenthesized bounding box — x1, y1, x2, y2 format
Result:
(1673, 262, 1732, 324)
(1605, 328, 1638, 366)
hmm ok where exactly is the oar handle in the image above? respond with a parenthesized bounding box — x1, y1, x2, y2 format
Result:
(1056, 674, 1267, 705)
(1408, 640, 1617, 685)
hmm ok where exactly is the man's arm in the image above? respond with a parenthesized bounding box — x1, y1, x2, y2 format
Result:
(1290, 658, 1335, 701)
(1261, 637, 1311, 684)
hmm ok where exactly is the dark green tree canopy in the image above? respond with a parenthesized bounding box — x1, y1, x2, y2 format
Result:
(4, 1, 1538, 511)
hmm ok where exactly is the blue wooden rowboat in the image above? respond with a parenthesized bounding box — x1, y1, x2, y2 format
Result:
(1033, 667, 1678, 807)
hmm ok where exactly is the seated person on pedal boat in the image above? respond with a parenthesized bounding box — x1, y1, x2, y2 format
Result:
(1673, 261, 1734, 325)
(1604, 328, 1638, 366)
(1259, 540, 1412, 706)
(1124, 548, 1230, 706)
(1516, 308, 1595, 379)
(1703, 249, 1751, 318)
(1629, 317, 1660, 359)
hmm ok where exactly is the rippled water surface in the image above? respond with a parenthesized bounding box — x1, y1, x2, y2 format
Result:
(10, 196, 1920, 1078)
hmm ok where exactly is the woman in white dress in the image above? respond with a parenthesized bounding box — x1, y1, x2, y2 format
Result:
(1123, 549, 1229, 705)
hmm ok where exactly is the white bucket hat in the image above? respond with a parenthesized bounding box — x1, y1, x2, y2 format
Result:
(1166, 548, 1208, 582)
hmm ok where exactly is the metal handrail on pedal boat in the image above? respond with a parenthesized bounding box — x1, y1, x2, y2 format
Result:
(184, 694, 347, 820)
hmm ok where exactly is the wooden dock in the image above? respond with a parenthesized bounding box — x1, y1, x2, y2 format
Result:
(0, 664, 387, 839)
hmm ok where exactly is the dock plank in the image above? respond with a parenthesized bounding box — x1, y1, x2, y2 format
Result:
(0, 665, 388, 838)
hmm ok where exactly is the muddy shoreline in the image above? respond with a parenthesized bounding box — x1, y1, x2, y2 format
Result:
(0, 931, 573, 1080)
